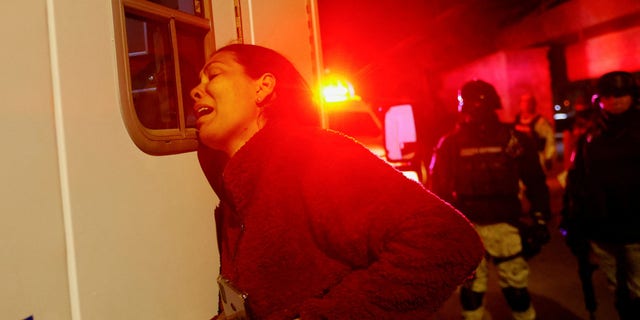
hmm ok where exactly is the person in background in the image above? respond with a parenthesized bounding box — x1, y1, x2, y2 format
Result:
(514, 92, 557, 172)
(429, 79, 551, 320)
(561, 70, 640, 320)
(191, 43, 483, 320)
(557, 95, 598, 188)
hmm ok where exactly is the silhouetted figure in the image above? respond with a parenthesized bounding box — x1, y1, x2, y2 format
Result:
(562, 71, 640, 320)
(429, 79, 551, 320)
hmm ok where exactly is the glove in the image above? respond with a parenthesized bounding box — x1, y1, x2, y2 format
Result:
(211, 314, 227, 320)
(519, 213, 550, 259)
(521, 222, 550, 259)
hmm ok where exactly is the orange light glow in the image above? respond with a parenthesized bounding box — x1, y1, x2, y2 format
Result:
(319, 74, 361, 103)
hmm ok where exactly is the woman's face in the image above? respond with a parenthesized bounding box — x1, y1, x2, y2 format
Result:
(519, 93, 536, 115)
(191, 51, 264, 155)
(599, 94, 632, 115)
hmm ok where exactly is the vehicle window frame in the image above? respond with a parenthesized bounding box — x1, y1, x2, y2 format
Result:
(112, 0, 215, 155)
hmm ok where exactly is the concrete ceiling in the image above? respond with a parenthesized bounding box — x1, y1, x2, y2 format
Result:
(318, 0, 568, 74)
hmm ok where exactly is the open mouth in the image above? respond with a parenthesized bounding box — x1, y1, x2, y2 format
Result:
(196, 106, 213, 118)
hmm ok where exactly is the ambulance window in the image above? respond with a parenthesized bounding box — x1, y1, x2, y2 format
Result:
(113, 0, 213, 155)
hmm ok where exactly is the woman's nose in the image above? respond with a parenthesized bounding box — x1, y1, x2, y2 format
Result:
(190, 84, 204, 102)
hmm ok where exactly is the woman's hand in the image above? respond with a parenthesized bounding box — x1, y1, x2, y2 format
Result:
(211, 313, 226, 320)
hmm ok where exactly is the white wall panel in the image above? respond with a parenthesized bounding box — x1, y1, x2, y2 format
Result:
(0, 0, 71, 319)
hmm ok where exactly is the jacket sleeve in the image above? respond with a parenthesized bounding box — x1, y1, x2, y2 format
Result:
(298, 132, 483, 319)
(427, 135, 457, 204)
(561, 135, 588, 227)
(516, 131, 552, 220)
(534, 116, 557, 163)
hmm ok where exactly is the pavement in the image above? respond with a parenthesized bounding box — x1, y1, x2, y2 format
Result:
(429, 165, 619, 320)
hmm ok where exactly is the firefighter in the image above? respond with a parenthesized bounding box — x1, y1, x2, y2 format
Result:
(562, 71, 640, 320)
(429, 79, 551, 320)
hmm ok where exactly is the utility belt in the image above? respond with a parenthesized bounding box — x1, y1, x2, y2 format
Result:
(490, 251, 522, 264)
(456, 195, 522, 225)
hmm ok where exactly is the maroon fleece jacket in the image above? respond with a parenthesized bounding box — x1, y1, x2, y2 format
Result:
(203, 121, 483, 319)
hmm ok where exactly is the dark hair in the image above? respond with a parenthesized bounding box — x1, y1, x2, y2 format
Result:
(215, 44, 321, 127)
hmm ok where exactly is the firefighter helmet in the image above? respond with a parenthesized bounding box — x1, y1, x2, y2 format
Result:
(594, 71, 639, 105)
(458, 79, 502, 114)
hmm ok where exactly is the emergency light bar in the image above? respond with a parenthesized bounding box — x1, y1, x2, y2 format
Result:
(320, 74, 361, 103)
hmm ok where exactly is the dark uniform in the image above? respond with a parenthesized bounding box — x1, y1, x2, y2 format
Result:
(429, 80, 551, 320)
(563, 71, 640, 320)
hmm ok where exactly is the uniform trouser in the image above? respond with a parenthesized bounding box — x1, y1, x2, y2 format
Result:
(461, 223, 536, 320)
(591, 241, 640, 320)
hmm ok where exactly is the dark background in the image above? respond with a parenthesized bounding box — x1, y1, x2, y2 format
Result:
(317, 0, 569, 105)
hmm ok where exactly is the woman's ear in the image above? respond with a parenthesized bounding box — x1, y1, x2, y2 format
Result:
(256, 73, 276, 104)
